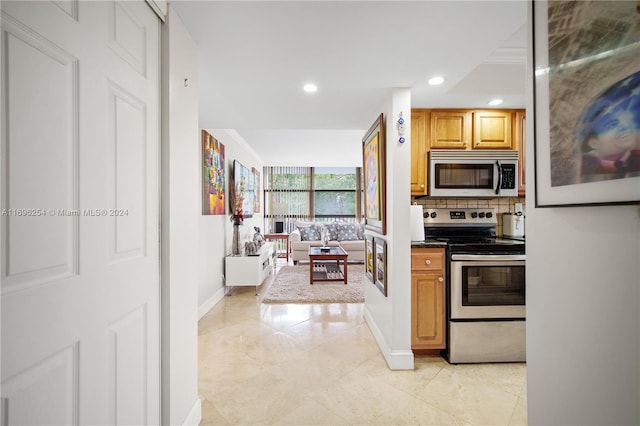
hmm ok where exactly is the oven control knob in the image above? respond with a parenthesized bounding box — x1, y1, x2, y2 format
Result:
(430, 212, 437, 219)
(486, 212, 493, 218)
(478, 212, 485, 218)
(471, 212, 478, 218)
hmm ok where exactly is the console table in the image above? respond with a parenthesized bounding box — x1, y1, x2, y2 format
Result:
(225, 242, 275, 294)
(264, 233, 289, 262)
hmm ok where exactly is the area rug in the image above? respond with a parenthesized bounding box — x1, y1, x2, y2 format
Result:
(262, 264, 364, 304)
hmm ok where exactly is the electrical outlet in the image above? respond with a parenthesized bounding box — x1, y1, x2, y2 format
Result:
(515, 203, 523, 213)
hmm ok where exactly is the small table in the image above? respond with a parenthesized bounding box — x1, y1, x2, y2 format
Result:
(264, 233, 289, 262)
(308, 246, 348, 285)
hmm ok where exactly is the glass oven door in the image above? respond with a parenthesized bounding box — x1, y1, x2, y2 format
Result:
(450, 254, 525, 320)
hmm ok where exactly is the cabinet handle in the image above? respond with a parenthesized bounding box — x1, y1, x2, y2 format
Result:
(425, 259, 431, 265)
(463, 141, 468, 147)
(420, 184, 424, 188)
(438, 277, 444, 282)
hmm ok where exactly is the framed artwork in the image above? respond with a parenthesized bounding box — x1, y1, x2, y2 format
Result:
(252, 167, 261, 213)
(365, 234, 375, 283)
(374, 237, 387, 297)
(532, 1, 640, 207)
(231, 160, 254, 218)
(362, 113, 387, 233)
(202, 130, 225, 215)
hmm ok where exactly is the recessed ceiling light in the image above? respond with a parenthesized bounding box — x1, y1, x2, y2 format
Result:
(428, 76, 445, 86)
(303, 83, 318, 93)
(488, 98, 504, 106)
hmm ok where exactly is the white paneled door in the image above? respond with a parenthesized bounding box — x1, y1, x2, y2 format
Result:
(1, 1, 161, 424)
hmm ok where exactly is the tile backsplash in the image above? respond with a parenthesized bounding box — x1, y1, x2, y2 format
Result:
(411, 196, 526, 237)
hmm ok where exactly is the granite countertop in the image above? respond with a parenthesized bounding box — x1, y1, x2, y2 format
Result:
(411, 239, 447, 248)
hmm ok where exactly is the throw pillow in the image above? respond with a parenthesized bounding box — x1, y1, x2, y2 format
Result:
(336, 223, 359, 241)
(298, 225, 320, 241)
(322, 223, 338, 241)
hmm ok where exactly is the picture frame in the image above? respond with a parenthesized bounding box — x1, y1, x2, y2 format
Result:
(532, 1, 640, 207)
(374, 237, 387, 297)
(231, 160, 254, 218)
(252, 167, 261, 213)
(362, 113, 387, 233)
(365, 234, 375, 283)
(202, 130, 225, 215)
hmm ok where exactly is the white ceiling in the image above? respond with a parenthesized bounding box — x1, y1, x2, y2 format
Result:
(171, 1, 528, 166)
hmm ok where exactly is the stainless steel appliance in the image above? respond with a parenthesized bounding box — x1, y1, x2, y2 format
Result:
(424, 207, 526, 363)
(428, 150, 519, 197)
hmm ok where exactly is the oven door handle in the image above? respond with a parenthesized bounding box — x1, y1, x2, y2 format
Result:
(451, 254, 526, 261)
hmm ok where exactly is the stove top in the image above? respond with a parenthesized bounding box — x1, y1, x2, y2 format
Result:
(422, 207, 525, 254)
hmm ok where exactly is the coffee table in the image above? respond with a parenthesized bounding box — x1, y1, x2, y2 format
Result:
(308, 246, 348, 285)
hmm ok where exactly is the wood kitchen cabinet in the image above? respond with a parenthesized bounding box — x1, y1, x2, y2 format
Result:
(472, 110, 513, 149)
(410, 109, 428, 196)
(429, 110, 472, 149)
(411, 248, 446, 350)
(410, 108, 522, 196)
(514, 109, 526, 196)
(429, 109, 513, 150)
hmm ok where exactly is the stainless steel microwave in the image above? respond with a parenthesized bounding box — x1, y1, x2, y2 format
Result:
(428, 150, 519, 197)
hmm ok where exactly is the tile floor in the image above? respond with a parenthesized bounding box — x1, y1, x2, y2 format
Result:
(198, 260, 527, 425)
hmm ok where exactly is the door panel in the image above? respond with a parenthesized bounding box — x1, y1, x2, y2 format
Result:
(1, 1, 160, 424)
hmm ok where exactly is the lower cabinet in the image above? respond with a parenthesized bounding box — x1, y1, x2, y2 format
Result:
(411, 248, 446, 350)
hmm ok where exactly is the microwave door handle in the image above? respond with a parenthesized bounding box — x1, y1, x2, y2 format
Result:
(495, 160, 502, 195)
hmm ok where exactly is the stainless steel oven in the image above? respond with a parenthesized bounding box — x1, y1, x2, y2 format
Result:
(450, 254, 525, 319)
(449, 253, 526, 364)
(423, 207, 526, 364)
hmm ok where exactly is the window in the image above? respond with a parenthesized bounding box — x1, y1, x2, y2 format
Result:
(264, 166, 362, 233)
(314, 167, 357, 218)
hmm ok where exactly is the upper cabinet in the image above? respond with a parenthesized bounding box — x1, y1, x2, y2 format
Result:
(410, 110, 429, 195)
(514, 110, 526, 196)
(429, 110, 472, 149)
(411, 108, 525, 197)
(472, 110, 513, 149)
(430, 109, 513, 150)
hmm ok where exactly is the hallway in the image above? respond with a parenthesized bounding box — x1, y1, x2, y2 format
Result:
(198, 262, 527, 425)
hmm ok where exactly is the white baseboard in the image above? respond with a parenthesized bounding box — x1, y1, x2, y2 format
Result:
(363, 306, 414, 370)
(182, 396, 202, 426)
(198, 286, 226, 319)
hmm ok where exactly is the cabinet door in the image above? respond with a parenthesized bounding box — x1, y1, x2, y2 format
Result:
(411, 248, 446, 350)
(514, 110, 526, 196)
(472, 110, 513, 149)
(430, 110, 471, 149)
(411, 110, 428, 195)
(411, 271, 446, 349)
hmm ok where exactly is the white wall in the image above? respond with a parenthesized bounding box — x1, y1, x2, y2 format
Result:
(161, 7, 201, 425)
(525, 9, 640, 425)
(197, 129, 264, 316)
(363, 88, 414, 370)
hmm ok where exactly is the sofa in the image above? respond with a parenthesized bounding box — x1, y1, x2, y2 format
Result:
(289, 220, 366, 264)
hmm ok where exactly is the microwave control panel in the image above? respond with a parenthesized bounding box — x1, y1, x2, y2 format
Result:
(501, 164, 516, 189)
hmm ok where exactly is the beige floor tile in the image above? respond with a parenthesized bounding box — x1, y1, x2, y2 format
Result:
(200, 400, 231, 425)
(265, 399, 350, 425)
(509, 395, 528, 426)
(415, 365, 521, 425)
(199, 259, 527, 425)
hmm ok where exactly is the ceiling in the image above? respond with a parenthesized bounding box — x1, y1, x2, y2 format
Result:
(171, 1, 528, 166)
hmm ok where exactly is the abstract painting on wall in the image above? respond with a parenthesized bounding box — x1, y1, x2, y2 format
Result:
(532, 1, 639, 206)
(202, 130, 225, 215)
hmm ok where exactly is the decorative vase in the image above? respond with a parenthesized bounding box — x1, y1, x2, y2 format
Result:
(232, 223, 242, 255)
